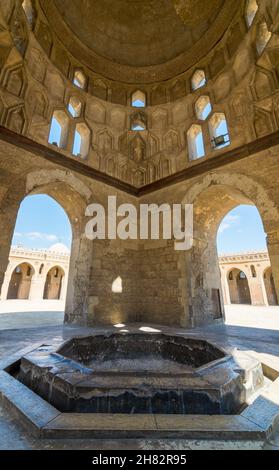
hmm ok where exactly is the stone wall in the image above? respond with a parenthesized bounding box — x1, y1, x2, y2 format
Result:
(0, 1, 278, 187)
(219, 251, 276, 306)
(0, 1, 279, 328)
(0, 246, 69, 301)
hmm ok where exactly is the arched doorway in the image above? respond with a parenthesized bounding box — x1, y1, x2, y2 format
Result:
(181, 172, 279, 327)
(227, 268, 252, 305)
(7, 263, 34, 300)
(0, 170, 94, 326)
(218, 204, 269, 307)
(264, 267, 278, 306)
(1, 193, 72, 326)
(43, 266, 65, 300)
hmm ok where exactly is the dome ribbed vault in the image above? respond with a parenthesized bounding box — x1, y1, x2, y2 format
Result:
(39, 0, 239, 84)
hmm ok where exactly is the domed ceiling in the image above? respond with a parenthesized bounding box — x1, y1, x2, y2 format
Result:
(39, 0, 239, 83)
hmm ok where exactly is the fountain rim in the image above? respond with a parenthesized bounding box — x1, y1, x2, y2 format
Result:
(54, 331, 231, 376)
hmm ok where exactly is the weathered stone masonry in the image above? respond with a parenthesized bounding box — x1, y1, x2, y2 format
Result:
(0, 1, 279, 328)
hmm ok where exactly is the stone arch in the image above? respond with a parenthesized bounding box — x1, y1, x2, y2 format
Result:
(5, 105, 27, 134)
(1, 169, 94, 325)
(180, 172, 279, 327)
(227, 268, 252, 305)
(263, 266, 278, 306)
(7, 262, 35, 300)
(133, 168, 146, 187)
(43, 265, 65, 300)
(3, 64, 26, 97)
(182, 172, 279, 234)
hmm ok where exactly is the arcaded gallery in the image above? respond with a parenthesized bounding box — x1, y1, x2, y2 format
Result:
(0, 0, 279, 454)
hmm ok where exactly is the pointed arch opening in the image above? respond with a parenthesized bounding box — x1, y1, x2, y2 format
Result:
(72, 122, 90, 158)
(73, 70, 87, 89)
(227, 269, 252, 305)
(131, 90, 146, 108)
(7, 263, 34, 300)
(209, 113, 230, 149)
(187, 124, 205, 161)
(43, 266, 65, 300)
(182, 176, 279, 328)
(48, 110, 69, 149)
(191, 69, 206, 91)
(1, 194, 72, 325)
(218, 204, 269, 310)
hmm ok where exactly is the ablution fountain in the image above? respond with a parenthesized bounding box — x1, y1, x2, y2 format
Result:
(14, 332, 264, 415)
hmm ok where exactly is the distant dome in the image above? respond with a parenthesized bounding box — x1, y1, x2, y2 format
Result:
(48, 243, 70, 254)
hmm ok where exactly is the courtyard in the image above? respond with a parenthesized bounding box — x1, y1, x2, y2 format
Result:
(1, 300, 279, 330)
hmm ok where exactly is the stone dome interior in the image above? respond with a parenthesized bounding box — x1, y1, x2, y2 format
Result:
(40, 0, 236, 82)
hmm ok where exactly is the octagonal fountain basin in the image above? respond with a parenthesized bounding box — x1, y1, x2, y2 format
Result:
(16, 333, 264, 415)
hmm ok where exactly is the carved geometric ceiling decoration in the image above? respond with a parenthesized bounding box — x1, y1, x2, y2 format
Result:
(39, 0, 239, 84)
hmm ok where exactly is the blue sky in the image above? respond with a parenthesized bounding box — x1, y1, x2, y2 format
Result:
(217, 205, 267, 254)
(12, 195, 72, 250)
(12, 196, 267, 254)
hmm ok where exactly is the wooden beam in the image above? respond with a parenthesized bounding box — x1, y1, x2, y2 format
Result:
(138, 131, 279, 196)
(1, 125, 279, 197)
(0, 126, 138, 196)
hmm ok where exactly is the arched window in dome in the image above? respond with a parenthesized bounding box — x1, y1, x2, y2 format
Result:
(191, 69, 206, 91)
(187, 124, 205, 161)
(256, 22, 271, 55)
(48, 110, 69, 149)
(132, 123, 146, 131)
(73, 70, 87, 90)
(195, 96, 212, 121)
(246, 0, 258, 27)
(209, 113, 230, 150)
(131, 90, 146, 108)
(68, 96, 82, 118)
(72, 122, 90, 158)
(131, 110, 147, 131)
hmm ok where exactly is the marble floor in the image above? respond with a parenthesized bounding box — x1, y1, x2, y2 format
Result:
(0, 302, 279, 450)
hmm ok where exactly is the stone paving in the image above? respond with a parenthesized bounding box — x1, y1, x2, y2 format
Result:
(0, 302, 279, 450)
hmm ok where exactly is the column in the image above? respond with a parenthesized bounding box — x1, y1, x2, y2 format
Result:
(266, 230, 279, 304)
(249, 276, 266, 306)
(0, 193, 23, 299)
